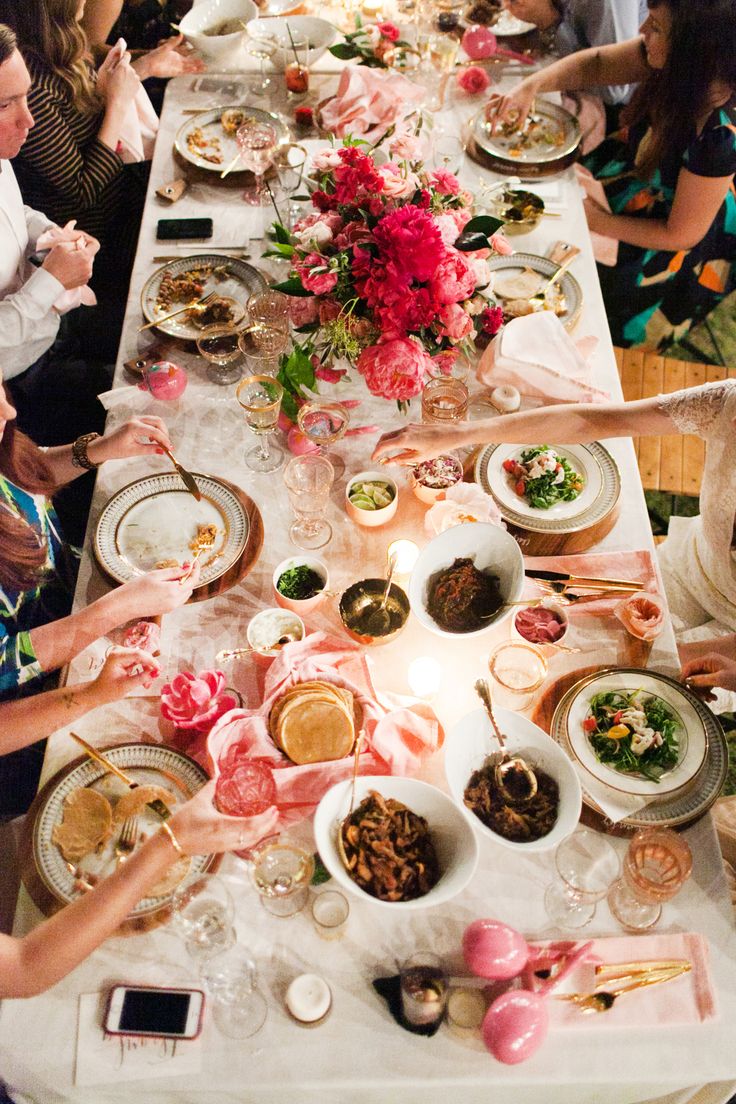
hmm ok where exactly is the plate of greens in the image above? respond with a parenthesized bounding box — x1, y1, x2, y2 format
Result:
(566, 670, 708, 797)
(484, 443, 602, 522)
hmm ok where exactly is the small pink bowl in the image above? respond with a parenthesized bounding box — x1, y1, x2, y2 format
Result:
(345, 470, 398, 528)
(273, 556, 329, 615)
(512, 598, 569, 647)
(410, 454, 463, 505)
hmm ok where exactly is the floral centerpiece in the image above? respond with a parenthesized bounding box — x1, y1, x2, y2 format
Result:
(329, 17, 413, 68)
(270, 133, 509, 406)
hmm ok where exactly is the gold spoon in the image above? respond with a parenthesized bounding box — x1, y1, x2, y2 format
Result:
(557, 965, 690, 1014)
(336, 733, 363, 872)
(215, 633, 301, 662)
(474, 678, 538, 802)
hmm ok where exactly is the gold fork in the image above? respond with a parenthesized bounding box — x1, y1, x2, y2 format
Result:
(138, 291, 218, 333)
(114, 816, 139, 863)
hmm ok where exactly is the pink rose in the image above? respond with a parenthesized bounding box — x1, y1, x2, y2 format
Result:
(437, 302, 474, 342)
(297, 254, 339, 295)
(431, 169, 461, 196)
(288, 295, 319, 327)
(614, 593, 666, 641)
(357, 337, 431, 401)
(465, 252, 491, 286)
(389, 130, 425, 162)
(450, 207, 473, 233)
(311, 147, 343, 173)
(160, 669, 237, 732)
(293, 211, 342, 248)
(428, 250, 477, 305)
(378, 20, 400, 40)
(378, 162, 420, 199)
(457, 65, 491, 95)
(490, 231, 514, 256)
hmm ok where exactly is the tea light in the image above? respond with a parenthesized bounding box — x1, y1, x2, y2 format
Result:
(408, 656, 442, 700)
(490, 385, 521, 414)
(387, 539, 419, 576)
(286, 974, 332, 1025)
(447, 988, 487, 1034)
(362, 0, 383, 16)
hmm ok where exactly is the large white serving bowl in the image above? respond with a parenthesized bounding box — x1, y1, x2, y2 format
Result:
(245, 16, 336, 69)
(445, 706, 582, 853)
(313, 775, 479, 910)
(179, 0, 257, 62)
(409, 522, 524, 639)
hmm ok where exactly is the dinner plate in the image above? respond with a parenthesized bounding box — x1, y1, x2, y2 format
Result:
(140, 255, 266, 340)
(472, 100, 580, 166)
(486, 252, 583, 331)
(174, 105, 289, 174)
(484, 443, 603, 522)
(94, 473, 249, 586)
(489, 9, 536, 34)
(29, 744, 212, 918)
(565, 669, 707, 797)
(475, 441, 620, 533)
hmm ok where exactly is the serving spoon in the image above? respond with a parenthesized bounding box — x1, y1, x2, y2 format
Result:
(215, 632, 301, 662)
(556, 964, 690, 1014)
(336, 732, 363, 872)
(474, 679, 538, 802)
(355, 551, 398, 637)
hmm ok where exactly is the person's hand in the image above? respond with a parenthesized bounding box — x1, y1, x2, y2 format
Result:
(371, 423, 466, 466)
(88, 416, 173, 465)
(87, 646, 160, 704)
(134, 36, 205, 79)
(583, 195, 613, 236)
(103, 55, 141, 109)
(485, 78, 539, 135)
(115, 564, 201, 620)
(168, 780, 280, 857)
(41, 240, 96, 290)
(681, 653, 736, 700)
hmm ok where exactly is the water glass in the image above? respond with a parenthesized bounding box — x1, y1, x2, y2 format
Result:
(310, 890, 350, 940)
(544, 829, 621, 929)
(399, 952, 448, 1027)
(244, 30, 276, 96)
(196, 323, 243, 386)
(608, 828, 693, 931)
(421, 376, 469, 424)
(200, 946, 268, 1038)
(431, 131, 466, 176)
(170, 873, 236, 961)
(487, 641, 548, 710)
(238, 321, 289, 376)
(247, 289, 291, 327)
(251, 839, 315, 917)
(283, 454, 335, 550)
(236, 373, 284, 472)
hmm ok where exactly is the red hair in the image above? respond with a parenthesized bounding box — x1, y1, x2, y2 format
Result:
(0, 421, 60, 592)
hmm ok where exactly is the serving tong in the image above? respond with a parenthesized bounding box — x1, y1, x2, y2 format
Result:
(474, 679, 538, 803)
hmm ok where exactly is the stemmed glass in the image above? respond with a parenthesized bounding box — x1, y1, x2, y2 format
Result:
(170, 873, 236, 961)
(283, 453, 335, 550)
(427, 34, 459, 109)
(244, 29, 276, 97)
(238, 322, 289, 377)
(607, 828, 693, 931)
(200, 946, 268, 1038)
(196, 323, 244, 386)
(296, 400, 350, 478)
(544, 829, 620, 929)
(247, 289, 291, 327)
(251, 837, 315, 917)
(236, 120, 278, 206)
(236, 374, 284, 472)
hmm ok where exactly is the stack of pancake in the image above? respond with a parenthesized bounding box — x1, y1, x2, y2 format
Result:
(269, 681, 357, 765)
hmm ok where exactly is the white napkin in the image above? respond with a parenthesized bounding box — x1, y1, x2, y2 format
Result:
(477, 312, 611, 404)
(98, 39, 159, 164)
(34, 220, 97, 313)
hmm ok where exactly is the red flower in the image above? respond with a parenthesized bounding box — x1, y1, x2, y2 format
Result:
(373, 205, 445, 282)
(333, 146, 385, 206)
(377, 21, 400, 39)
(457, 65, 491, 95)
(312, 189, 338, 212)
(480, 305, 504, 335)
(428, 250, 477, 305)
(295, 105, 314, 126)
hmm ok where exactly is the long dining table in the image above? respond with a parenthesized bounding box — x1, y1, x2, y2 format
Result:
(2, 43, 736, 1104)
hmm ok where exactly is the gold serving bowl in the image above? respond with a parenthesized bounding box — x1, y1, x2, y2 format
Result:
(339, 579, 410, 646)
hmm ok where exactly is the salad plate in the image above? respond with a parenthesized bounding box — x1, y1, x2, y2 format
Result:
(485, 252, 583, 331)
(484, 443, 603, 522)
(140, 255, 265, 340)
(470, 101, 580, 176)
(174, 105, 289, 173)
(489, 9, 536, 34)
(475, 441, 620, 534)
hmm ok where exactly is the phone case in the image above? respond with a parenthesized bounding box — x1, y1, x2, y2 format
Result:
(156, 219, 213, 241)
(104, 985, 206, 1040)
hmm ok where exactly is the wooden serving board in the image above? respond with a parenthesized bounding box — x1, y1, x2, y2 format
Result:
(503, 496, 621, 556)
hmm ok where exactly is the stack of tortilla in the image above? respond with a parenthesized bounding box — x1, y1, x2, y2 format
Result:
(269, 681, 356, 765)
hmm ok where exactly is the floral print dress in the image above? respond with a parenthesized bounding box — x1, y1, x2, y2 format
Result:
(584, 95, 736, 349)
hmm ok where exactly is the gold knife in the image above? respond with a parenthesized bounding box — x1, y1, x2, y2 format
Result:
(161, 445, 202, 502)
(69, 732, 172, 821)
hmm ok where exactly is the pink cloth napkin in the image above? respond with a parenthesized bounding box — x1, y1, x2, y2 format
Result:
(98, 39, 158, 164)
(319, 67, 425, 144)
(523, 549, 662, 618)
(528, 932, 717, 1028)
(574, 164, 618, 267)
(477, 313, 611, 404)
(194, 632, 443, 829)
(34, 221, 97, 313)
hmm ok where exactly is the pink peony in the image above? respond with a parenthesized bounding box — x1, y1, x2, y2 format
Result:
(378, 162, 420, 199)
(465, 252, 492, 286)
(310, 147, 343, 173)
(431, 347, 459, 375)
(297, 253, 338, 295)
(334, 219, 374, 250)
(372, 205, 446, 282)
(457, 65, 491, 95)
(160, 670, 238, 732)
(357, 337, 431, 401)
(434, 212, 461, 247)
(490, 231, 514, 256)
(428, 250, 477, 305)
(389, 130, 425, 162)
(377, 20, 400, 39)
(480, 305, 504, 335)
(437, 302, 474, 341)
(288, 296, 319, 327)
(431, 169, 461, 196)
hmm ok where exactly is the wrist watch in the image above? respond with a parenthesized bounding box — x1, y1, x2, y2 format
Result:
(71, 431, 101, 470)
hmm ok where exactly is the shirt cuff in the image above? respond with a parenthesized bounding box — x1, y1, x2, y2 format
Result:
(21, 266, 65, 311)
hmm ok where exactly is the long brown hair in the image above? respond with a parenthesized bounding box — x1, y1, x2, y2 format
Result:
(0, 422, 59, 593)
(0, 0, 100, 114)
(623, 0, 736, 180)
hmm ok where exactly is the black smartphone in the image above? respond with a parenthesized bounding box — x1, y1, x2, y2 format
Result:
(104, 985, 205, 1039)
(156, 217, 213, 241)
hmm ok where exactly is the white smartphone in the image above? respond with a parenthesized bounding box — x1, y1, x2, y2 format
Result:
(104, 985, 205, 1040)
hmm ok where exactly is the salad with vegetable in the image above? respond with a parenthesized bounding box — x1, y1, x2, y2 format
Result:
(582, 689, 681, 783)
(503, 446, 584, 510)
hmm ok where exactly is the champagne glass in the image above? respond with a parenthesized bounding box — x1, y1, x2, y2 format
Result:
(296, 400, 350, 478)
(607, 828, 693, 931)
(544, 829, 620, 929)
(170, 873, 236, 961)
(236, 373, 284, 472)
(427, 34, 459, 109)
(196, 323, 244, 386)
(238, 322, 289, 377)
(200, 946, 268, 1038)
(283, 453, 335, 550)
(244, 29, 276, 97)
(236, 121, 278, 207)
(251, 838, 315, 917)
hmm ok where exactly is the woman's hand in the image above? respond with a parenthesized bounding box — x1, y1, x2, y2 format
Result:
(102, 55, 141, 109)
(88, 417, 173, 465)
(87, 646, 160, 704)
(133, 36, 205, 80)
(371, 423, 466, 466)
(681, 653, 736, 700)
(114, 564, 201, 621)
(583, 195, 613, 236)
(485, 78, 540, 134)
(168, 780, 280, 857)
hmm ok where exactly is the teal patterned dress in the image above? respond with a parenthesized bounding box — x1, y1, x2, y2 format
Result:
(584, 96, 736, 349)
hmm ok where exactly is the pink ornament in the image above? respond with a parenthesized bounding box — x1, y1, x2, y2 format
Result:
(462, 25, 497, 60)
(462, 919, 530, 980)
(482, 989, 548, 1064)
(287, 426, 319, 455)
(138, 360, 188, 400)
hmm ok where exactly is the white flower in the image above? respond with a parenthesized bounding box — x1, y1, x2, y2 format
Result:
(424, 482, 507, 535)
(310, 148, 343, 173)
(292, 220, 335, 248)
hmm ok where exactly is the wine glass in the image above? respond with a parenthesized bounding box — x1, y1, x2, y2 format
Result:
(431, 130, 466, 176)
(236, 374, 284, 472)
(238, 322, 289, 377)
(544, 829, 621, 929)
(607, 828, 693, 931)
(296, 400, 350, 478)
(247, 289, 291, 327)
(427, 34, 459, 109)
(170, 873, 236, 961)
(200, 946, 268, 1038)
(251, 837, 315, 917)
(283, 453, 335, 550)
(196, 323, 244, 386)
(236, 121, 278, 206)
(244, 29, 276, 97)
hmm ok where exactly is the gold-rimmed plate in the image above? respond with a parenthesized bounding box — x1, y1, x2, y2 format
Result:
(471, 100, 580, 171)
(174, 105, 290, 173)
(486, 252, 583, 331)
(140, 255, 266, 340)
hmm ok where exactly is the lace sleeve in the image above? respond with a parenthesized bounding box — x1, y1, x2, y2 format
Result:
(657, 380, 736, 438)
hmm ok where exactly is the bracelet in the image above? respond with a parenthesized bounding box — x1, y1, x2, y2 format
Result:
(159, 820, 184, 856)
(71, 432, 101, 471)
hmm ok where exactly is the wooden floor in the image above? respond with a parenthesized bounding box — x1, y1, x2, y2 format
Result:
(614, 347, 736, 497)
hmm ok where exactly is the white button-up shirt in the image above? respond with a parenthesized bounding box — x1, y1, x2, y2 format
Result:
(0, 160, 64, 380)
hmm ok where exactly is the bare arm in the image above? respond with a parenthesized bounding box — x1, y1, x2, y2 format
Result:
(80, 0, 124, 47)
(41, 416, 173, 486)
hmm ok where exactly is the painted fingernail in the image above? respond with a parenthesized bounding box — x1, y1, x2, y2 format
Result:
(156, 447, 164, 454)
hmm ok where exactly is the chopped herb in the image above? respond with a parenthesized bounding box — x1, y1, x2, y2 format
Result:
(277, 564, 325, 601)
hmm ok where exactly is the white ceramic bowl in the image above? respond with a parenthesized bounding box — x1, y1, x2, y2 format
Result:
(444, 706, 582, 853)
(246, 607, 305, 657)
(410, 454, 464, 505)
(179, 0, 258, 61)
(345, 470, 398, 528)
(511, 597, 569, 647)
(245, 15, 336, 69)
(313, 776, 479, 910)
(409, 522, 524, 638)
(272, 555, 329, 614)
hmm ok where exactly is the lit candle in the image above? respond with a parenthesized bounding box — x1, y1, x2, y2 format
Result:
(285, 974, 332, 1025)
(408, 656, 442, 699)
(362, 0, 383, 16)
(387, 539, 419, 576)
(491, 385, 521, 414)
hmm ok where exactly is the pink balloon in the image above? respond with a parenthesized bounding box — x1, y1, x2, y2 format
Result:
(462, 25, 498, 60)
(138, 360, 187, 400)
(482, 989, 548, 1064)
(462, 919, 530, 980)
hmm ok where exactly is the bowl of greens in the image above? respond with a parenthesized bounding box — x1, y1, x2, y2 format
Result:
(273, 556, 329, 614)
